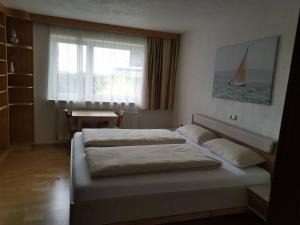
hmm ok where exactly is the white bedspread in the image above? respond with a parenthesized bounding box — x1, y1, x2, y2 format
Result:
(82, 128, 185, 147)
(85, 144, 221, 177)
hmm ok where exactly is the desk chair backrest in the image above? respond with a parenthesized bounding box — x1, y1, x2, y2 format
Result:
(64, 109, 77, 138)
(115, 110, 125, 128)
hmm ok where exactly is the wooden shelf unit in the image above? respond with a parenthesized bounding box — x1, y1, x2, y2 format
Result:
(6, 43, 33, 49)
(0, 89, 8, 105)
(0, 9, 9, 152)
(7, 72, 33, 76)
(0, 74, 7, 90)
(8, 74, 33, 86)
(6, 17, 33, 46)
(0, 104, 7, 110)
(8, 86, 33, 88)
(0, 24, 5, 44)
(0, 60, 5, 74)
(6, 15, 34, 144)
(0, 41, 6, 58)
(9, 104, 34, 143)
(7, 47, 33, 74)
(9, 102, 33, 106)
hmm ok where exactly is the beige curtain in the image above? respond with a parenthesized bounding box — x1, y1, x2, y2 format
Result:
(147, 37, 180, 110)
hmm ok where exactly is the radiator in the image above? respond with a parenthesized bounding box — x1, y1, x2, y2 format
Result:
(57, 110, 71, 141)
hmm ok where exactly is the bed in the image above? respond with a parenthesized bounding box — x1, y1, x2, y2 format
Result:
(70, 114, 276, 225)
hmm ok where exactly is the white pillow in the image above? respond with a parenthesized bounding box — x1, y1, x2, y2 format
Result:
(202, 138, 265, 168)
(176, 124, 217, 144)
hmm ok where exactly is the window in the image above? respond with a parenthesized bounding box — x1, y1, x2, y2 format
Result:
(48, 26, 147, 107)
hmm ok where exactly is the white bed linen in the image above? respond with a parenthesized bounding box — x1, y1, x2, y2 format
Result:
(82, 128, 185, 147)
(72, 132, 270, 202)
(85, 144, 221, 177)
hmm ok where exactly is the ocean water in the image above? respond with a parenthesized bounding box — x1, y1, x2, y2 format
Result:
(213, 81, 272, 105)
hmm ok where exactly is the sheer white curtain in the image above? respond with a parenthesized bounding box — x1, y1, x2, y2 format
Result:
(48, 25, 147, 107)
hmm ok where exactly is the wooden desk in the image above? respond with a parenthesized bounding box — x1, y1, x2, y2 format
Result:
(72, 110, 118, 130)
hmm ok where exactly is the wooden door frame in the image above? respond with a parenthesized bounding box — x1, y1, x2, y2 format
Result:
(268, 11, 300, 225)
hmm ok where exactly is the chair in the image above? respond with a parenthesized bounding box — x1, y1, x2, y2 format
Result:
(115, 110, 125, 128)
(64, 109, 77, 139)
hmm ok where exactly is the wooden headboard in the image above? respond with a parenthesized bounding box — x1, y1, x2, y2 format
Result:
(192, 114, 277, 173)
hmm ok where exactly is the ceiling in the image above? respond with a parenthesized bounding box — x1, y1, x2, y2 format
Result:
(1, 0, 268, 33)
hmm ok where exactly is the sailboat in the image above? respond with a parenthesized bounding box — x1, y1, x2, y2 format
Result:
(229, 47, 249, 86)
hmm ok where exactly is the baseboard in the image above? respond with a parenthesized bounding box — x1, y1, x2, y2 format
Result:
(33, 142, 69, 148)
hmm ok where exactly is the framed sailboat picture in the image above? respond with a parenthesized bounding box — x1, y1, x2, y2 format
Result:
(212, 36, 278, 105)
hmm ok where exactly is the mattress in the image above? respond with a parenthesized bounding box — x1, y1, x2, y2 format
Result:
(71, 132, 270, 202)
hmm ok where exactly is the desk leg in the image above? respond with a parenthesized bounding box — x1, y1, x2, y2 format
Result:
(108, 119, 112, 128)
(77, 118, 82, 131)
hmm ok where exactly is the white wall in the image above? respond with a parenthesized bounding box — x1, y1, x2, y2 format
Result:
(34, 24, 58, 144)
(33, 1, 299, 143)
(33, 24, 173, 144)
(173, 1, 300, 139)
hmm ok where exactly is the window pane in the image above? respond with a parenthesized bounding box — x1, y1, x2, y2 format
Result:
(82, 46, 87, 73)
(48, 26, 146, 106)
(92, 46, 144, 101)
(58, 43, 77, 73)
(58, 43, 87, 73)
(130, 48, 144, 67)
(93, 47, 130, 74)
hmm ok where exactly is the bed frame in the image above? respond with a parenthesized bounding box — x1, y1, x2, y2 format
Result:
(108, 207, 248, 225)
(70, 113, 277, 225)
(192, 114, 277, 173)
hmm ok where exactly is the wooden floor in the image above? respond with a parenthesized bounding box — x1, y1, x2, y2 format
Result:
(0, 145, 265, 225)
(0, 144, 70, 225)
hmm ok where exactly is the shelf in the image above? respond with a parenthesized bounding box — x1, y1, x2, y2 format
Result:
(8, 86, 33, 89)
(8, 75, 33, 87)
(6, 43, 33, 50)
(0, 25, 5, 29)
(0, 59, 6, 62)
(0, 74, 6, 77)
(9, 103, 33, 106)
(8, 72, 33, 76)
(5, 13, 34, 145)
(0, 105, 8, 111)
(0, 42, 5, 46)
(0, 90, 7, 94)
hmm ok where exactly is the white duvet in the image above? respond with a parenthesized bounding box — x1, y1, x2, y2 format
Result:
(85, 144, 222, 177)
(82, 128, 185, 147)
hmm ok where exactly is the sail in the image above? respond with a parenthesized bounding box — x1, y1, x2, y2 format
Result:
(229, 47, 248, 86)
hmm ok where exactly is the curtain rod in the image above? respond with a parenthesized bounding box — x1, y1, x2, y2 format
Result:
(0, 3, 180, 40)
(32, 14, 180, 40)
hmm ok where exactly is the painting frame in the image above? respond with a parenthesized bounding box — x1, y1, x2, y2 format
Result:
(212, 36, 279, 105)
